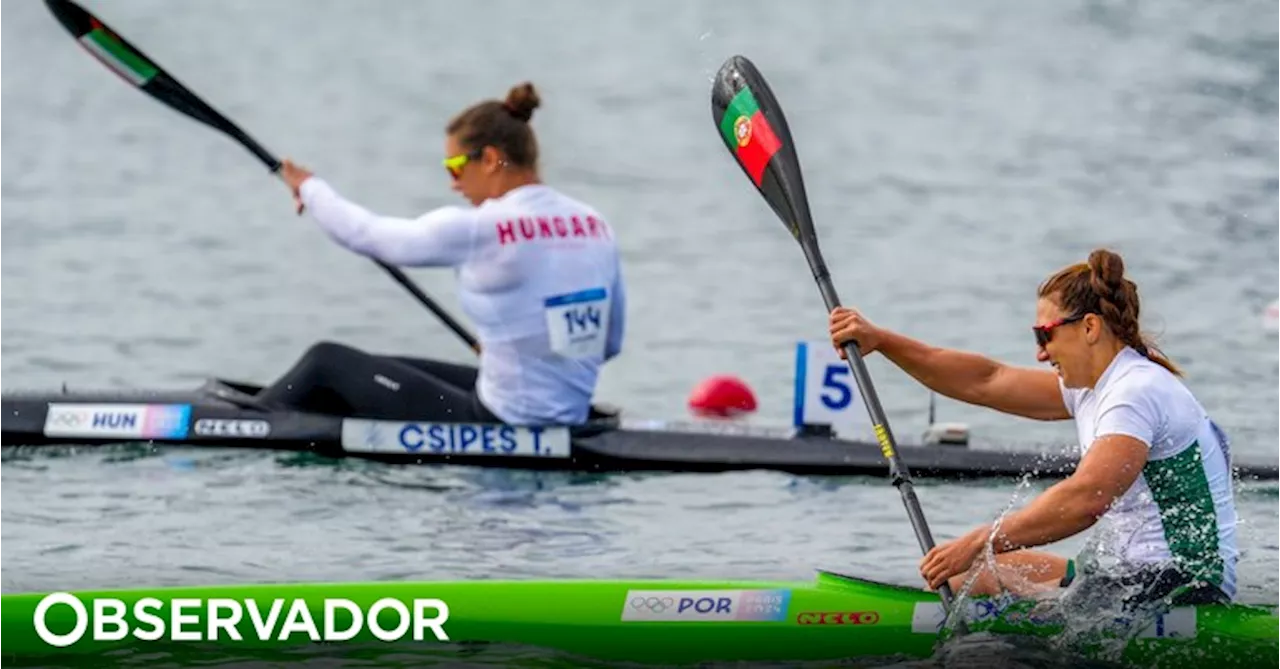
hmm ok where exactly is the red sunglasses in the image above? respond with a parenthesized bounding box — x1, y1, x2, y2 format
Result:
(1033, 313, 1088, 347)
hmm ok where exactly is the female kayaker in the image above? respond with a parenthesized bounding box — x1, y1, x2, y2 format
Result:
(259, 82, 626, 426)
(829, 249, 1237, 606)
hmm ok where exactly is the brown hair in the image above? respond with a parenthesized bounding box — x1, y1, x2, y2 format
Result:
(445, 82, 541, 169)
(1037, 249, 1182, 376)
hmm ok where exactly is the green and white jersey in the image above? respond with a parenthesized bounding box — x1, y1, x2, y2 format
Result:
(1060, 347, 1238, 599)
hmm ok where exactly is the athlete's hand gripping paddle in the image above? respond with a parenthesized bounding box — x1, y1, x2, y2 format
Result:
(710, 54, 956, 613)
(43, 0, 481, 355)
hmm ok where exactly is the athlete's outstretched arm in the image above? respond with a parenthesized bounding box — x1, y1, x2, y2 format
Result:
(299, 177, 477, 267)
(829, 307, 1070, 420)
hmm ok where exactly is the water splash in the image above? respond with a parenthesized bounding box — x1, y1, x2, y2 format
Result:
(932, 474, 1197, 665)
(696, 28, 723, 85)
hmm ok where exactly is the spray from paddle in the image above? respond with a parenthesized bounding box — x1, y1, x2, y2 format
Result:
(708, 54, 955, 613)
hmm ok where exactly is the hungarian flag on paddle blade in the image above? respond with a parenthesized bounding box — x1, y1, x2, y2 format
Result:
(79, 19, 157, 87)
(718, 87, 782, 187)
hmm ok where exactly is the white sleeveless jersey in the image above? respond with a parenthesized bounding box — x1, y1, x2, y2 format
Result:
(1060, 347, 1238, 598)
(299, 178, 625, 426)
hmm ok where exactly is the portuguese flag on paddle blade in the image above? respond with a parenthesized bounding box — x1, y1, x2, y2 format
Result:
(718, 87, 782, 187)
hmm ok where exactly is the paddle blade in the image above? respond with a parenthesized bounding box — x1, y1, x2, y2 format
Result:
(46, 0, 162, 87)
(711, 55, 817, 247)
(46, 0, 280, 171)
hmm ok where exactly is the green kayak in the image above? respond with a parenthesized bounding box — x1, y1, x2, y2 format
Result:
(2, 571, 1275, 667)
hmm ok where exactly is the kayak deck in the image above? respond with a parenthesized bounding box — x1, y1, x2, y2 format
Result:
(3, 571, 1274, 667)
(0, 379, 1075, 479)
(5, 379, 1279, 480)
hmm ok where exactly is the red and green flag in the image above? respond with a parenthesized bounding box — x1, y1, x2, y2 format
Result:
(78, 21, 157, 87)
(718, 87, 782, 186)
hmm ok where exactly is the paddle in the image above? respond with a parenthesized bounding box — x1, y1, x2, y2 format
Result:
(710, 55, 956, 612)
(44, 0, 481, 355)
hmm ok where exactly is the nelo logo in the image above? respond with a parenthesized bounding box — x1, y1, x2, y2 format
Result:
(193, 419, 270, 438)
(795, 611, 880, 626)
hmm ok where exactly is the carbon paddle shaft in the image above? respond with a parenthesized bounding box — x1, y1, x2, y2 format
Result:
(46, 0, 480, 355)
(711, 54, 955, 611)
(804, 244, 956, 610)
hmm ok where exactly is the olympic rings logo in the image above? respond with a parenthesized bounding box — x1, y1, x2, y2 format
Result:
(629, 597, 675, 613)
(48, 412, 89, 427)
(973, 598, 1010, 620)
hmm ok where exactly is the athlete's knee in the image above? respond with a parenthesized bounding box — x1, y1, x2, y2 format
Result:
(300, 341, 364, 370)
(306, 340, 351, 358)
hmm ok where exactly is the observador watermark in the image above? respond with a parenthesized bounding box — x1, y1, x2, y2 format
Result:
(33, 593, 450, 647)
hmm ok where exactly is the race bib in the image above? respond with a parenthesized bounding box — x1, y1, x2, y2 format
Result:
(544, 287, 610, 359)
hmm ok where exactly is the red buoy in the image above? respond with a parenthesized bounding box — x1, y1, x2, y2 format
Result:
(687, 375, 758, 419)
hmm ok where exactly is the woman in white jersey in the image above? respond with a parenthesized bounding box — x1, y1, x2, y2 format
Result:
(255, 82, 626, 426)
(829, 249, 1237, 608)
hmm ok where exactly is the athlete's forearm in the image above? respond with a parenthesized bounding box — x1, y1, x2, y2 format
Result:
(984, 480, 1104, 553)
(874, 330, 1003, 407)
(299, 178, 474, 267)
(300, 178, 417, 262)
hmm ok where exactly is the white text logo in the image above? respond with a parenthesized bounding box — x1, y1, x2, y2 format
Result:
(193, 419, 271, 438)
(33, 593, 449, 646)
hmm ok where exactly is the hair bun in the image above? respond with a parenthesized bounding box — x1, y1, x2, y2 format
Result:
(503, 82, 540, 123)
(1087, 248, 1126, 288)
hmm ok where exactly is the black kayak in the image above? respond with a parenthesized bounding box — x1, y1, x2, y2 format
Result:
(2, 378, 1276, 480)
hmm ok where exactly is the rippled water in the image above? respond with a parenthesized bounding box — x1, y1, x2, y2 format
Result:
(2, 0, 1276, 666)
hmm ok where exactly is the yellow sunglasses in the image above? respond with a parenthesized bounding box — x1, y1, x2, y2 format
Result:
(443, 148, 484, 180)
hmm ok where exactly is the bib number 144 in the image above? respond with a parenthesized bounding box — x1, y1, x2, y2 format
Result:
(544, 287, 611, 359)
